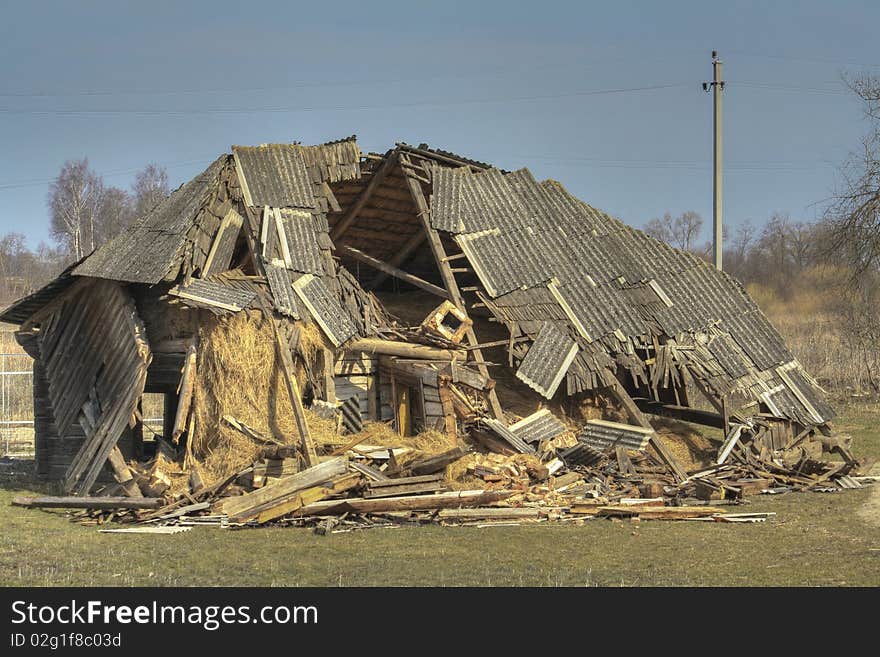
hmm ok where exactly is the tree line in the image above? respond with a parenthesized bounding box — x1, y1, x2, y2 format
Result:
(0, 160, 169, 305)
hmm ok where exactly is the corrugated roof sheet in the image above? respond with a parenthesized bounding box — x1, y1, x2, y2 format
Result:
(234, 145, 316, 209)
(264, 263, 300, 319)
(508, 409, 567, 445)
(785, 366, 835, 422)
(169, 277, 258, 312)
(515, 322, 579, 399)
(73, 157, 226, 284)
(430, 161, 831, 425)
(234, 139, 361, 210)
(276, 208, 323, 274)
(577, 419, 654, 451)
(292, 274, 358, 347)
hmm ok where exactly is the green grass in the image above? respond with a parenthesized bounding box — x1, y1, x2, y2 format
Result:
(2, 403, 879, 587)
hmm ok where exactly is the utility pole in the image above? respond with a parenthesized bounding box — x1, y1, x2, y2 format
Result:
(703, 51, 724, 271)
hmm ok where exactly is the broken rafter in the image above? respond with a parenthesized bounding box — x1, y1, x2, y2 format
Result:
(330, 151, 398, 241)
(337, 244, 450, 300)
(369, 229, 429, 290)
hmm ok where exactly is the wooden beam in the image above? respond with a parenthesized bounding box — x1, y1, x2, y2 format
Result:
(369, 226, 428, 289)
(12, 496, 162, 510)
(293, 489, 513, 516)
(106, 446, 144, 498)
(258, 294, 317, 466)
(171, 343, 197, 441)
(633, 398, 725, 429)
(330, 151, 398, 241)
(337, 244, 450, 299)
(348, 337, 465, 361)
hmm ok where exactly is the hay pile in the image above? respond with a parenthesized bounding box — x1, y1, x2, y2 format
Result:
(651, 418, 717, 472)
(190, 310, 327, 484)
(188, 310, 462, 485)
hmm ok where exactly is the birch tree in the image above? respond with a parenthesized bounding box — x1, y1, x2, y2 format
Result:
(47, 158, 103, 259)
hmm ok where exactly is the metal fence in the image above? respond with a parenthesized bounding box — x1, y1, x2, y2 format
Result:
(1, 353, 34, 457)
(0, 354, 167, 459)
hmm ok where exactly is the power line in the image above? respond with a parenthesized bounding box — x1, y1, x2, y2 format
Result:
(0, 52, 696, 99)
(0, 83, 690, 116)
(0, 158, 213, 191)
(726, 50, 880, 69)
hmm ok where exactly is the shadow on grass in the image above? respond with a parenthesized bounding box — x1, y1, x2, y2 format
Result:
(0, 458, 57, 495)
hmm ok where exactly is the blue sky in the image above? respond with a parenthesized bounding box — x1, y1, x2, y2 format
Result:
(1, 0, 878, 248)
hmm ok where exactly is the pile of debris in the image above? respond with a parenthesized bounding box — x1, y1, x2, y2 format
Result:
(13, 404, 874, 533)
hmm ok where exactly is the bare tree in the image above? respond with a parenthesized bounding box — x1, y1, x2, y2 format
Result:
(47, 158, 103, 259)
(644, 211, 703, 251)
(132, 164, 169, 218)
(825, 73, 880, 276)
(96, 187, 134, 243)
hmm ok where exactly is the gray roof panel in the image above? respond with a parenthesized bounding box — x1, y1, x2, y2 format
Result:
(515, 322, 579, 398)
(234, 145, 316, 209)
(73, 157, 226, 284)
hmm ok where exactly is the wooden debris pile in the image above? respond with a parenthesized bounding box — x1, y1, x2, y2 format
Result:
(13, 408, 875, 532)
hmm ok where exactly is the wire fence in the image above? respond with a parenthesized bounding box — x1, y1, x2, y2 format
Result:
(0, 354, 167, 459)
(0, 353, 35, 457)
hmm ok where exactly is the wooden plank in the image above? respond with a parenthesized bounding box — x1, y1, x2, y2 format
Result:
(649, 434, 688, 483)
(254, 474, 361, 524)
(222, 415, 282, 445)
(717, 424, 744, 464)
(217, 456, 348, 519)
(364, 481, 448, 498)
(261, 296, 317, 465)
(439, 361, 492, 391)
(202, 208, 244, 276)
(409, 446, 469, 475)
(171, 343, 197, 441)
(368, 474, 445, 487)
(337, 244, 450, 299)
(12, 496, 162, 510)
(437, 507, 541, 520)
(293, 489, 513, 516)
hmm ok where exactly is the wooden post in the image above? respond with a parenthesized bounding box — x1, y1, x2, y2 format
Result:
(399, 152, 504, 420)
(322, 348, 337, 403)
(258, 295, 318, 467)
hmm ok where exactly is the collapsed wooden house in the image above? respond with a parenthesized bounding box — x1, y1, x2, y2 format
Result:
(0, 136, 857, 511)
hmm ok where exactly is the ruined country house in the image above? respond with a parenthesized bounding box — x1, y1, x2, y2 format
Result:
(0, 136, 864, 524)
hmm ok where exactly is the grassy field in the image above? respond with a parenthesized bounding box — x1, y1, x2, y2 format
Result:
(1, 402, 878, 587)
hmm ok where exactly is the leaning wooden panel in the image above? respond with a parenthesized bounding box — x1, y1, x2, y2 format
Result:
(201, 208, 244, 276)
(37, 279, 153, 495)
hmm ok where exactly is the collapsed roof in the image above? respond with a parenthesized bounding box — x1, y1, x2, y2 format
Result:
(0, 136, 834, 480)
